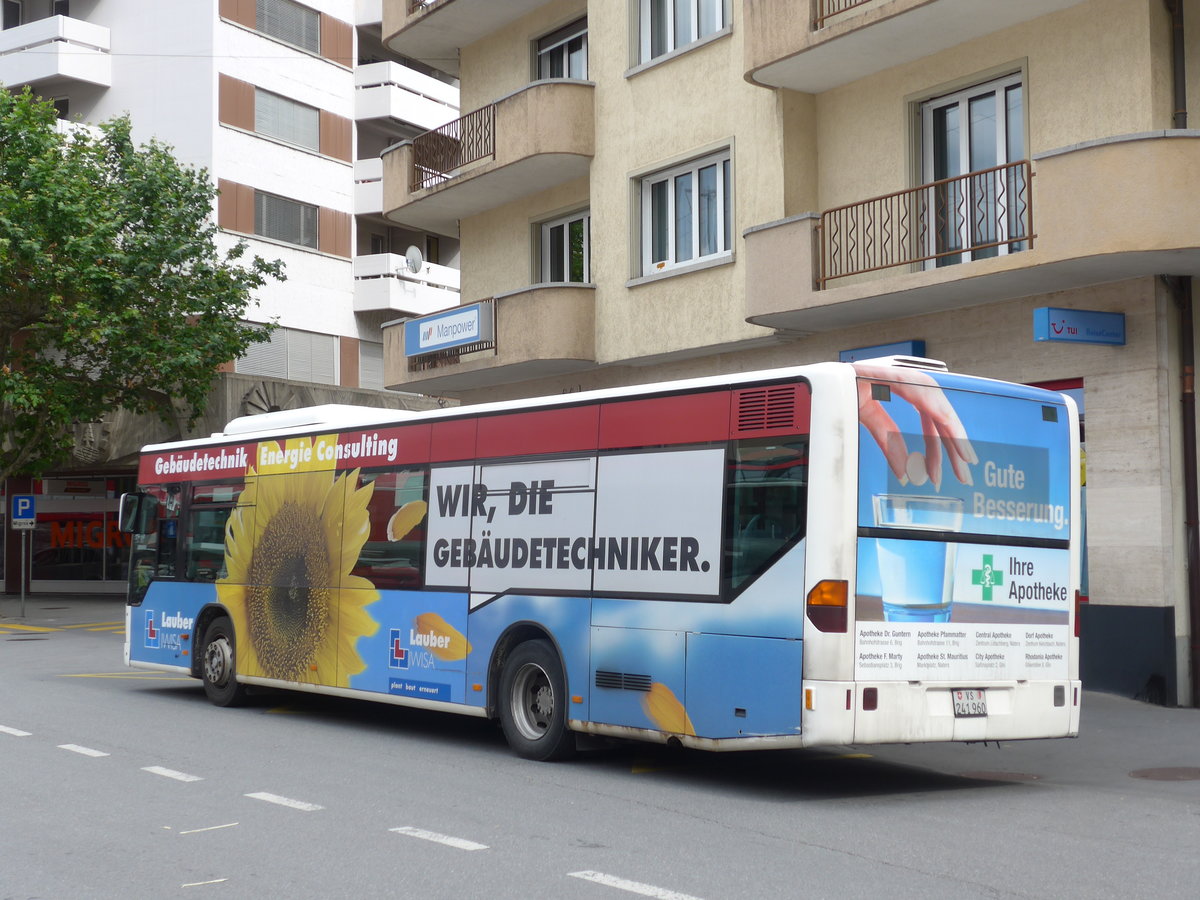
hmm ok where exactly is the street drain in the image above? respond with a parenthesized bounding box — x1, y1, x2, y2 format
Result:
(1129, 767, 1200, 781)
(960, 771, 1041, 783)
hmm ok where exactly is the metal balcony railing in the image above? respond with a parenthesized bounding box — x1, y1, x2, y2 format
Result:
(410, 104, 496, 193)
(813, 0, 875, 28)
(817, 160, 1034, 288)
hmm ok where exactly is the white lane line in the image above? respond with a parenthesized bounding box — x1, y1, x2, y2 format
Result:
(182, 879, 228, 888)
(58, 744, 109, 758)
(142, 766, 203, 783)
(389, 826, 489, 851)
(568, 871, 705, 900)
(0, 725, 32, 737)
(244, 792, 323, 812)
(179, 823, 239, 835)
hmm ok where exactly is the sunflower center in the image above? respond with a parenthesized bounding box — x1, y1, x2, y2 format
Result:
(246, 500, 333, 679)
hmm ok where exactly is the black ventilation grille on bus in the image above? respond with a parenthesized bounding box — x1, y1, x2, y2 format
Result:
(595, 671, 652, 692)
(734, 385, 799, 433)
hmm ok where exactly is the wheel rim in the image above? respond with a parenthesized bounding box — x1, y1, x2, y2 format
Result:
(204, 635, 233, 688)
(510, 662, 554, 741)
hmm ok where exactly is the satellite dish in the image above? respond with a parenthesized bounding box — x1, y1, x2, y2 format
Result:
(404, 245, 424, 274)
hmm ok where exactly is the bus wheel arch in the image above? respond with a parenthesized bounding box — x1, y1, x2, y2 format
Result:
(490, 625, 576, 761)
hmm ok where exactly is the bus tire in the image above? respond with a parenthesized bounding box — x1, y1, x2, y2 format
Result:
(201, 616, 247, 708)
(498, 639, 576, 761)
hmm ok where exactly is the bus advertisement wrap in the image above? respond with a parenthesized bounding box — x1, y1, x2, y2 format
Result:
(853, 366, 1073, 681)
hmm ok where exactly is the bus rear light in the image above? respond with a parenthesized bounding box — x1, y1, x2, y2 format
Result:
(806, 580, 848, 633)
(862, 687, 878, 711)
(1074, 590, 1088, 637)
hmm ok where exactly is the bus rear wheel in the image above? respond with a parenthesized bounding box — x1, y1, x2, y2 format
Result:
(201, 616, 248, 708)
(499, 639, 576, 761)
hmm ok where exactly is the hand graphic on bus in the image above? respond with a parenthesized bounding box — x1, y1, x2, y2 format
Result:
(854, 363, 978, 490)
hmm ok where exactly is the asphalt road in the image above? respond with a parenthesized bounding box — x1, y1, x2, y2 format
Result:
(4, 595, 1200, 899)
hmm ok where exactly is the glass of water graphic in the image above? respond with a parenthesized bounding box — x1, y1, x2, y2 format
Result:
(872, 494, 964, 623)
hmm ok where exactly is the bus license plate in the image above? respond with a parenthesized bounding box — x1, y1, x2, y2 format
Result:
(951, 689, 987, 718)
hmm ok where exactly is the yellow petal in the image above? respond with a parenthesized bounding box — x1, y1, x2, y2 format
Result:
(413, 612, 471, 661)
(642, 682, 696, 736)
(388, 500, 428, 542)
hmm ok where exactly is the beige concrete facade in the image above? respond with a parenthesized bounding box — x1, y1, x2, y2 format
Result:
(382, 0, 1200, 703)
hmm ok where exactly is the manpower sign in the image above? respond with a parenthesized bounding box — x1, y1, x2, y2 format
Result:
(404, 302, 495, 357)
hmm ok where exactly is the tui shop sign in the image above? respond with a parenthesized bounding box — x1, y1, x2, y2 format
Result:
(1033, 308, 1125, 346)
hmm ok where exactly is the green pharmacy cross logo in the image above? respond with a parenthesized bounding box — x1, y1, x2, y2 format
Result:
(971, 554, 1004, 602)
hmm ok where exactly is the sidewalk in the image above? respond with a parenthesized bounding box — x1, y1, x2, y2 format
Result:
(0, 591, 127, 626)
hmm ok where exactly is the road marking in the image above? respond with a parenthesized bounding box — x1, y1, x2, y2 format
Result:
(180, 823, 239, 835)
(568, 871, 704, 900)
(390, 827, 489, 851)
(182, 879, 228, 888)
(143, 766, 203, 783)
(0, 725, 32, 737)
(59, 744, 109, 758)
(62, 621, 124, 629)
(244, 792, 323, 812)
(0, 623, 55, 633)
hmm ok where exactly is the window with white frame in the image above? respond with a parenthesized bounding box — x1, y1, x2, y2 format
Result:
(254, 191, 318, 249)
(541, 211, 590, 283)
(256, 0, 319, 53)
(537, 18, 587, 79)
(920, 72, 1026, 267)
(255, 88, 320, 151)
(640, 0, 725, 63)
(641, 150, 731, 274)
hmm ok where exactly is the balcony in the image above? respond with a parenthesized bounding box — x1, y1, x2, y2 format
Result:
(0, 15, 111, 89)
(355, 60, 459, 133)
(744, 132, 1200, 332)
(383, 284, 595, 393)
(383, 0, 552, 77)
(744, 0, 1085, 93)
(354, 253, 461, 316)
(355, 158, 384, 215)
(383, 80, 594, 235)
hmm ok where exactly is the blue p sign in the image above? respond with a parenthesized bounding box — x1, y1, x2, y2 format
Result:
(12, 495, 35, 520)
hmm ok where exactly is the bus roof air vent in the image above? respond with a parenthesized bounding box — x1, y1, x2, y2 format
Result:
(856, 355, 949, 372)
(732, 385, 805, 435)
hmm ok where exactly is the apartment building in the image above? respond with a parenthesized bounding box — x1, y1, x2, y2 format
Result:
(379, 0, 1200, 704)
(0, 0, 460, 593)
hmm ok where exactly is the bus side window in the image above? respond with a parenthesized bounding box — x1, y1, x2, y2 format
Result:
(128, 485, 178, 603)
(352, 468, 429, 590)
(723, 437, 809, 594)
(183, 483, 242, 582)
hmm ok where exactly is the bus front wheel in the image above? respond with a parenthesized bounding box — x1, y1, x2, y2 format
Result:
(201, 616, 248, 708)
(499, 640, 576, 761)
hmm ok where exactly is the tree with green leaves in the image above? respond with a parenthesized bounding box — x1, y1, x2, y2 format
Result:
(0, 88, 283, 482)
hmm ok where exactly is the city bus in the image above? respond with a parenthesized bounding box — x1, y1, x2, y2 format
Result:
(120, 357, 1082, 760)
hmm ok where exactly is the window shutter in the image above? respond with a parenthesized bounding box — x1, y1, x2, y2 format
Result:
(359, 342, 384, 390)
(236, 328, 289, 379)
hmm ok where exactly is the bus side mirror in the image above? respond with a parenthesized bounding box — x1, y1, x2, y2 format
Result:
(119, 492, 158, 535)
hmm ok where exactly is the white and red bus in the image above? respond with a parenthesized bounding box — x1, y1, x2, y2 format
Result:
(121, 357, 1082, 759)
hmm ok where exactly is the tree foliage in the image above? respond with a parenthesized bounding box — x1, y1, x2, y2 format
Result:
(0, 88, 283, 482)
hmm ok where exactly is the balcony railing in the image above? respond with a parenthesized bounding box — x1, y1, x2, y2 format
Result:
(407, 0, 450, 14)
(813, 0, 874, 28)
(410, 104, 496, 192)
(817, 161, 1034, 288)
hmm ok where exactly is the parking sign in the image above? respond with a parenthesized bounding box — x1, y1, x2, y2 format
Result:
(11, 494, 35, 530)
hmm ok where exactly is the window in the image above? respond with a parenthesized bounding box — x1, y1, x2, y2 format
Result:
(921, 72, 1026, 266)
(641, 150, 731, 274)
(359, 341, 384, 390)
(2, 1, 21, 30)
(52, 0, 69, 15)
(537, 18, 587, 79)
(723, 437, 808, 593)
(254, 191, 318, 249)
(236, 325, 337, 384)
(541, 211, 590, 283)
(640, 0, 724, 63)
(255, 88, 319, 150)
(351, 469, 428, 590)
(256, 0, 319, 53)
(183, 484, 243, 582)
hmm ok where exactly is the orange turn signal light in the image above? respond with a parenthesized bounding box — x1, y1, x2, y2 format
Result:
(806, 579, 849, 633)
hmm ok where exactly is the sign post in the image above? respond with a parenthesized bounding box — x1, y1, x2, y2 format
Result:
(11, 495, 35, 618)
